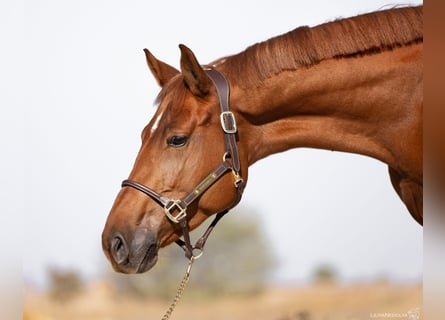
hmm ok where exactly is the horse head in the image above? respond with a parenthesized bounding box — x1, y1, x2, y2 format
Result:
(102, 45, 248, 273)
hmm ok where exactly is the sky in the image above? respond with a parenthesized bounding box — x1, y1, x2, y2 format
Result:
(14, 0, 423, 288)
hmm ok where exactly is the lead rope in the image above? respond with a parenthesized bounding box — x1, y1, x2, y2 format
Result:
(160, 256, 195, 320)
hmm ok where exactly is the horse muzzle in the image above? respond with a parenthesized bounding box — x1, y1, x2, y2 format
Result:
(103, 227, 159, 274)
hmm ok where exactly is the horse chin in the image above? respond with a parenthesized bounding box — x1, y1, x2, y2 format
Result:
(136, 247, 159, 273)
(128, 230, 160, 274)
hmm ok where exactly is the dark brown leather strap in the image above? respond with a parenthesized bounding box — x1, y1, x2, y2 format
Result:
(205, 69, 241, 173)
(180, 160, 232, 207)
(122, 180, 170, 206)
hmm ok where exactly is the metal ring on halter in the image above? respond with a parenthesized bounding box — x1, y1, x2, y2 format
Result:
(191, 247, 204, 260)
(223, 152, 231, 162)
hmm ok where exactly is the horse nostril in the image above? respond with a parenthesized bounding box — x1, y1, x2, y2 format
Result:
(111, 234, 129, 265)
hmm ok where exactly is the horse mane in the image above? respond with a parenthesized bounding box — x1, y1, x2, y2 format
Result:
(215, 6, 423, 88)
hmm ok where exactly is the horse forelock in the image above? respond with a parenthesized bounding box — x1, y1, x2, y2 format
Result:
(150, 75, 215, 136)
(154, 75, 185, 106)
(153, 76, 191, 117)
(220, 6, 423, 88)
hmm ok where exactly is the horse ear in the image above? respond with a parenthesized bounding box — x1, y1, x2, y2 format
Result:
(143, 48, 179, 87)
(179, 44, 212, 97)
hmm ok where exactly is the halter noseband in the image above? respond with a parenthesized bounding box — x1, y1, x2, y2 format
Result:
(121, 69, 245, 260)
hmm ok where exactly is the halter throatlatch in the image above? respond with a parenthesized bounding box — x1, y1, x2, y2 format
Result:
(121, 69, 245, 260)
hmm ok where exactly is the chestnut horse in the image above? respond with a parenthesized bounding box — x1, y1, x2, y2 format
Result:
(103, 6, 422, 274)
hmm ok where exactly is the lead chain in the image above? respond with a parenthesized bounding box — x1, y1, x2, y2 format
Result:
(160, 257, 195, 320)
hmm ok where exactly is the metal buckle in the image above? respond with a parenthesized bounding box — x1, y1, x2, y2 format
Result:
(232, 170, 244, 188)
(164, 200, 187, 223)
(220, 111, 237, 134)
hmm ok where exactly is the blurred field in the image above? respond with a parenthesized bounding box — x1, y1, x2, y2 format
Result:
(24, 281, 421, 320)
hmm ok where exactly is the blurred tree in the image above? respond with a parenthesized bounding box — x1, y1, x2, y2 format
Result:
(311, 264, 337, 284)
(108, 207, 275, 300)
(47, 268, 84, 302)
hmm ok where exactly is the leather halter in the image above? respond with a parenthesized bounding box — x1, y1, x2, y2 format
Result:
(121, 69, 245, 260)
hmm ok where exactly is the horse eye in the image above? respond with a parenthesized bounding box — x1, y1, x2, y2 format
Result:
(167, 135, 188, 148)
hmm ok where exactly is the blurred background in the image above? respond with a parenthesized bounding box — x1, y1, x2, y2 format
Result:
(3, 0, 427, 319)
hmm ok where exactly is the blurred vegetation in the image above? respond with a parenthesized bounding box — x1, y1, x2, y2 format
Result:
(108, 207, 276, 300)
(47, 268, 85, 302)
(311, 264, 337, 284)
(279, 311, 311, 320)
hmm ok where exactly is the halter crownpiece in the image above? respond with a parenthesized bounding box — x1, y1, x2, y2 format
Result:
(121, 68, 244, 260)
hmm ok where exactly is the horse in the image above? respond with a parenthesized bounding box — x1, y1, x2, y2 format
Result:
(102, 6, 423, 274)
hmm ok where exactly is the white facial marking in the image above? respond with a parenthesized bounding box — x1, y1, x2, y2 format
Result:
(150, 110, 164, 134)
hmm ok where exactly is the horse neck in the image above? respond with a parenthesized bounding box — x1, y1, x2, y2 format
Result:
(224, 44, 422, 173)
